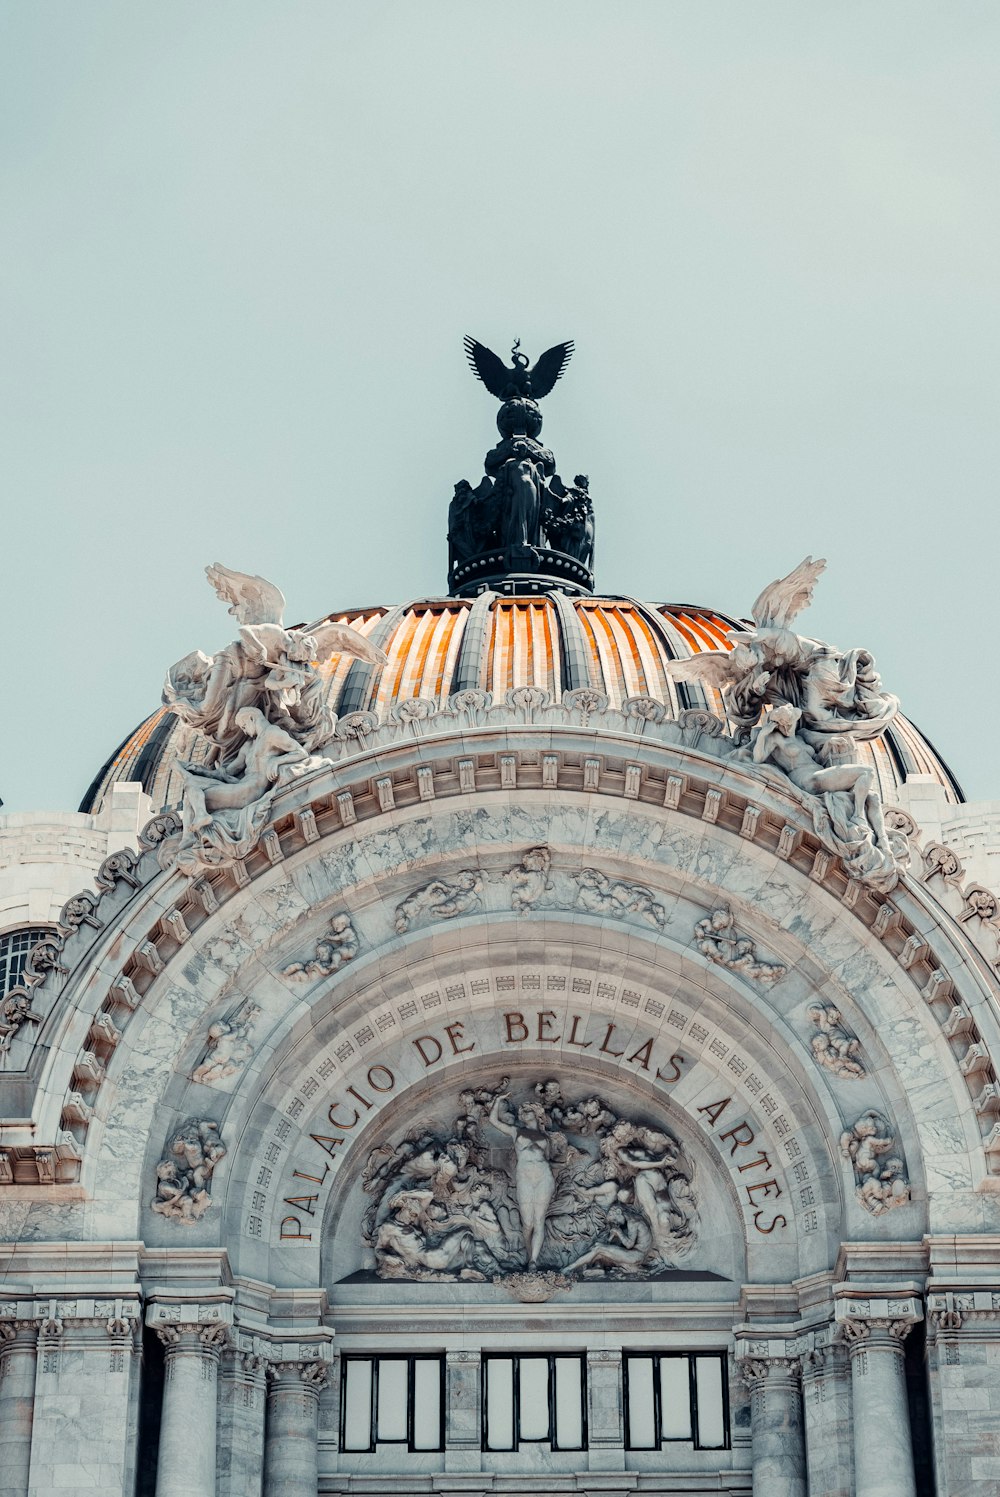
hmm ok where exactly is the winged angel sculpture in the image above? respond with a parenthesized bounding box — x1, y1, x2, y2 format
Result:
(669, 557, 906, 891)
(162, 565, 386, 876)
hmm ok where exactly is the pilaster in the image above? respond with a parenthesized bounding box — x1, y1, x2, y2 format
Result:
(926, 1287, 1000, 1496)
(0, 1318, 37, 1497)
(24, 1298, 141, 1497)
(586, 1349, 624, 1472)
(799, 1329, 853, 1497)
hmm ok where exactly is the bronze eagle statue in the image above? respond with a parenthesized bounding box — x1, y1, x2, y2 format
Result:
(464, 335, 574, 401)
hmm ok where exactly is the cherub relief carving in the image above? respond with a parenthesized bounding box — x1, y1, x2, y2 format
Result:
(360, 1078, 696, 1285)
(504, 846, 554, 913)
(572, 869, 666, 928)
(192, 1002, 260, 1085)
(807, 1001, 865, 1079)
(394, 871, 483, 934)
(840, 1110, 910, 1216)
(282, 914, 359, 981)
(668, 557, 905, 891)
(150, 1118, 226, 1225)
(694, 907, 786, 985)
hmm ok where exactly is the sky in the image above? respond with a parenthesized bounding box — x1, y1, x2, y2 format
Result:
(2, 2, 999, 811)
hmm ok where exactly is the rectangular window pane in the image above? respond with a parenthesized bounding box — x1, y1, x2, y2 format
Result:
(518, 1358, 550, 1441)
(375, 1358, 408, 1442)
(342, 1359, 373, 1451)
(626, 1357, 657, 1448)
(486, 1359, 515, 1450)
(412, 1360, 441, 1450)
(694, 1357, 726, 1449)
(659, 1356, 692, 1440)
(553, 1358, 583, 1449)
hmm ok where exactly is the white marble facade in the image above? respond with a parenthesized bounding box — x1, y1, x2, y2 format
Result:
(4, 637, 1000, 1497)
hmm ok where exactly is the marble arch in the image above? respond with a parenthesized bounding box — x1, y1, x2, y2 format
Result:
(6, 701, 1000, 1495)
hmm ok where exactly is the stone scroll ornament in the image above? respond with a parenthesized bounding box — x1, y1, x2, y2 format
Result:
(150, 1118, 226, 1225)
(161, 565, 387, 877)
(360, 1077, 697, 1294)
(840, 1109, 910, 1215)
(668, 557, 906, 893)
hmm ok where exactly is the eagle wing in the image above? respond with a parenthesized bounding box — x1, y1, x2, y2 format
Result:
(529, 340, 574, 398)
(666, 651, 739, 690)
(206, 563, 286, 626)
(751, 556, 826, 630)
(463, 336, 512, 400)
(310, 621, 389, 668)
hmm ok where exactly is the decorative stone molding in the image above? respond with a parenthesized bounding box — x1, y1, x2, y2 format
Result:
(693, 906, 786, 984)
(833, 1291, 921, 1343)
(927, 1290, 1000, 1331)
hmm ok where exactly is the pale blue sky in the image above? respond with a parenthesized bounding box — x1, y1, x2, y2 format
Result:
(3, 3, 998, 810)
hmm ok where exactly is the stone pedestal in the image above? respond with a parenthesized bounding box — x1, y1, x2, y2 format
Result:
(445, 1351, 482, 1472)
(801, 1340, 853, 1497)
(841, 1319, 917, 1497)
(263, 1360, 326, 1497)
(154, 1323, 228, 1497)
(739, 1355, 806, 1497)
(0, 1323, 36, 1497)
(217, 1349, 267, 1497)
(586, 1349, 624, 1472)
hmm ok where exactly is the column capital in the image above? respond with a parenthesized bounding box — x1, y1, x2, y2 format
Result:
(927, 1289, 1000, 1335)
(734, 1333, 802, 1385)
(834, 1288, 921, 1351)
(266, 1358, 329, 1392)
(146, 1299, 234, 1344)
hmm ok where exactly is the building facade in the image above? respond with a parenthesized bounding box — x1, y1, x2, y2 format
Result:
(3, 349, 1000, 1497)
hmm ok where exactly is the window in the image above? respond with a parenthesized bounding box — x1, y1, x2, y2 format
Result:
(624, 1353, 728, 1451)
(483, 1355, 586, 1451)
(340, 1356, 444, 1453)
(0, 928, 51, 995)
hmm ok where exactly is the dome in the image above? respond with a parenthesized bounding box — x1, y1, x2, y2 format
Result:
(80, 590, 963, 816)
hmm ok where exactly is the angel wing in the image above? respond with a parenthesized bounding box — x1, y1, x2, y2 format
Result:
(463, 336, 512, 400)
(750, 556, 826, 631)
(206, 563, 286, 626)
(310, 621, 389, 668)
(666, 651, 740, 690)
(529, 340, 574, 398)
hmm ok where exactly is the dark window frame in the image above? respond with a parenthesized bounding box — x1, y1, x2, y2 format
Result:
(0, 926, 53, 995)
(481, 1353, 588, 1452)
(339, 1354, 446, 1454)
(623, 1351, 730, 1452)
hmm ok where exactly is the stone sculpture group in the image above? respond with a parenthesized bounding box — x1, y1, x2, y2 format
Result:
(360, 1076, 697, 1288)
(670, 556, 905, 891)
(151, 1117, 226, 1224)
(161, 564, 386, 876)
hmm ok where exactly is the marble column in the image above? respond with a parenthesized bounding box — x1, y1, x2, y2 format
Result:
(739, 1356, 806, 1497)
(841, 1319, 917, 1497)
(262, 1360, 327, 1497)
(0, 1323, 36, 1497)
(217, 1348, 267, 1497)
(801, 1340, 853, 1497)
(154, 1323, 228, 1497)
